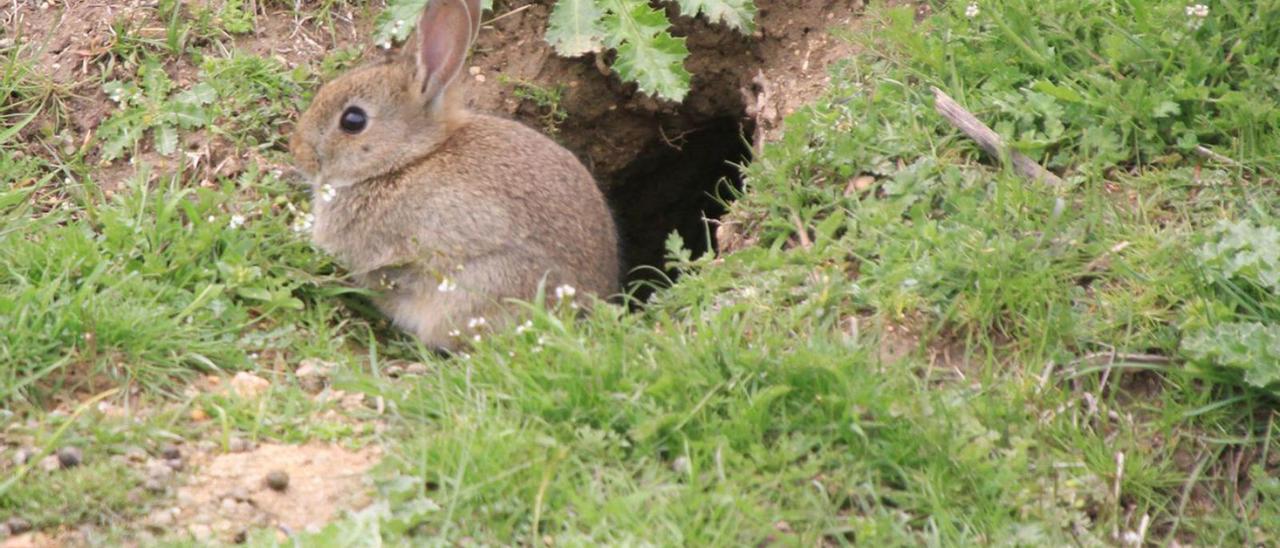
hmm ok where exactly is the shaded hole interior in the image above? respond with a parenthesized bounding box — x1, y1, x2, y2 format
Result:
(606, 117, 754, 301)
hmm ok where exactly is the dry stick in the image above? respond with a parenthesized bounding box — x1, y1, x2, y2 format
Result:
(932, 87, 1064, 186)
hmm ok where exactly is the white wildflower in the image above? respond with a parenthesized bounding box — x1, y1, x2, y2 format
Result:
(228, 214, 246, 229)
(467, 317, 487, 330)
(965, 3, 979, 18)
(473, 334, 482, 342)
(394, 19, 405, 29)
(207, 215, 217, 223)
(554, 284, 576, 301)
(380, 41, 392, 50)
(437, 277, 457, 293)
(1185, 4, 1209, 17)
(448, 329, 462, 338)
(319, 183, 337, 203)
(292, 212, 315, 233)
(515, 320, 533, 334)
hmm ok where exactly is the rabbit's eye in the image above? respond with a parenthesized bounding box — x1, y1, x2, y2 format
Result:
(340, 107, 368, 134)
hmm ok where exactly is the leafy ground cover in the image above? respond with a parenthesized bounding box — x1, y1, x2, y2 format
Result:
(2, 0, 1278, 545)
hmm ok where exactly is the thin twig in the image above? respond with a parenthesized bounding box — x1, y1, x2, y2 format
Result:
(1073, 352, 1172, 367)
(932, 87, 1064, 185)
(1194, 145, 1240, 167)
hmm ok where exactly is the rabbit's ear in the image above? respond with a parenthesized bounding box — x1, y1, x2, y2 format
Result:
(415, 0, 482, 104)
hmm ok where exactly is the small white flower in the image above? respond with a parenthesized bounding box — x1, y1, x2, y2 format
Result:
(448, 329, 462, 338)
(292, 212, 315, 233)
(515, 320, 534, 334)
(473, 334, 482, 342)
(319, 183, 337, 203)
(207, 215, 217, 223)
(394, 19, 405, 29)
(554, 284, 576, 301)
(380, 41, 392, 50)
(1186, 3, 1209, 17)
(467, 317, 487, 330)
(228, 214, 246, 229)
(965, 3, 979, 17)
(437, 277, 457, 293)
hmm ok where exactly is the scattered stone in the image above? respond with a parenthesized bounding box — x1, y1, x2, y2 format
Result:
(58, 446, 84, 469)
(166, 458, 185, 472)
(6, 517, 32, 535)
(11, 447, 34, 467)
(383, 364, 405, 378)
(161, 444, 182, 460)
(146, 509, 175, 529)
(220, 497, 239, 513)
(146, 459, 174, 481)
(225, 487, 251, 503)
(295, 359, 337, 392)
(122, 446, 148, 463)
(265, 470, 289, 492)
(671, 456, 691, 475)
(144, 478, 167, 494)
(404, 363, 430, 376)
(233, 529, 248, 544)
(231, 372, 271, 399)
(189, 523, 213, 542)
(196, 440, 218, 453)
(38, 455, 60, 472)
(228, 437, 253, 453)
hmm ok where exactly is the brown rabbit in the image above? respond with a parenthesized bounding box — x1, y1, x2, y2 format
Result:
(290, 0, 619, 351)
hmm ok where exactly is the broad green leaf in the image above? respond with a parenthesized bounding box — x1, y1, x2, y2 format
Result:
(175, 82, 217, 106)
(155, 125, 178, 156)
(546, 0, 606, 56)
(675, 0, 757, 32)
(373, 0, 493, 47)
(603, 0, 691, 101)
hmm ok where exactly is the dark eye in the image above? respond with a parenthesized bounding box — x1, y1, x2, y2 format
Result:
(340, 106, 368, 134)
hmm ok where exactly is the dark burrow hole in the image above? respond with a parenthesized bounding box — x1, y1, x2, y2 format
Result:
(605, 117, 754, 302)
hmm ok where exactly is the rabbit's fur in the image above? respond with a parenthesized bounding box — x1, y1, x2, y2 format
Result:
(290, 0, 619, 351)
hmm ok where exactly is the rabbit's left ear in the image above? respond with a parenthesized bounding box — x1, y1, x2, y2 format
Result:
(414, 0, 483, 105)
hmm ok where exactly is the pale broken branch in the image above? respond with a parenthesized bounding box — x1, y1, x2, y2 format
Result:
(932, 87, 1064, 186)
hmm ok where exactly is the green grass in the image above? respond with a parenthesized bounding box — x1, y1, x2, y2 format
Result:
(3, 0, 1279, 545)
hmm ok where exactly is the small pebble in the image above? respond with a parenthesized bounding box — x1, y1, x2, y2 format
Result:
(7, 517, 32, 535)
(12, 448, 34, 466)
(404, 363, 430, 376)
(384, 364, 405, 378)
(123, 446, 147, 463)
(220, 497, 238, 513)
(189, 523, 213, 542)
(225, 487, 251, 503)
(144, 478, 166, 493)
(39, 455, 60, 472)
(146, 509, 174, 528)
(146, 460, 173, 480)
(57, 446, 83, 468)
(228, 437, 252, 453)
(161, 445, 182, 460)
(165, 458, 184, 471)
(196, 440, 218, 453)
(671, 456, 691, 475)
(265, 470, 289, 492)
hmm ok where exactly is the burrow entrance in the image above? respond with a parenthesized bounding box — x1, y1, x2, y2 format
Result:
(468, 0, 862, 298)
(606, 118, 753, 298)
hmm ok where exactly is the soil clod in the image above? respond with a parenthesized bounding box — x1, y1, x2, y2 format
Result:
(6, 517, 32, 535)
(265, 470, 290, 492)
(57, 446, 83, 468)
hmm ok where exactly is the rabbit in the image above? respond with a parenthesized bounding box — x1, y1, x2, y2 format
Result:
(290, 0, 619, 352)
